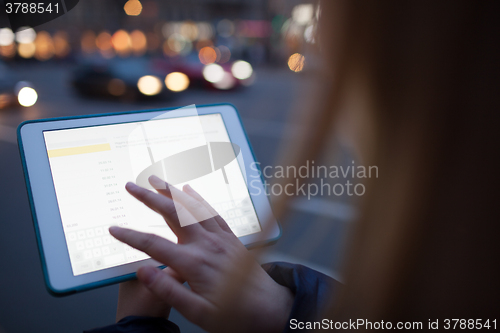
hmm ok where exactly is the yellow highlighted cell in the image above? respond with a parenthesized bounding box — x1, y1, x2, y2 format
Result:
(48, 143, 111, 158)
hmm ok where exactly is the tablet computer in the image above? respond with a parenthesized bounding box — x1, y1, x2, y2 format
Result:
(18, 103, 280, 296)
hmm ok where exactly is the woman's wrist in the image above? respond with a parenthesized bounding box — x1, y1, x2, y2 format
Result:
(261, 280, 295, 333)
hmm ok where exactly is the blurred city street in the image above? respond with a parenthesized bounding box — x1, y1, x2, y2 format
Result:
(0, 1, 354, 332)
(0, 63, 352, 333)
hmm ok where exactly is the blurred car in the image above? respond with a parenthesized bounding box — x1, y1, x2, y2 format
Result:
(0, 60, 38, 109)
(71, 58, 178, 101)
(152, 55, 255, 91)
(71, 55, 255, 102)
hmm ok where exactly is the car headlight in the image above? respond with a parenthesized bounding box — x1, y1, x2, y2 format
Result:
(15, 81, 38, 107)
(231, 60, 253, 80)
(202, 64, 225, 83)
(137, 75, 162, 95)
(165, 72, 190, 92)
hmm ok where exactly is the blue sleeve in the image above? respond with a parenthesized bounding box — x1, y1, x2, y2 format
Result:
(262, 262, 342, 332)
(83, 316, 180, 333)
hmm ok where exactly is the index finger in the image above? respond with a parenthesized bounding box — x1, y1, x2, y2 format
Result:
(149, 176, 218, 230)
(183, 184, 233, 234)
(126, 182, 204, 240)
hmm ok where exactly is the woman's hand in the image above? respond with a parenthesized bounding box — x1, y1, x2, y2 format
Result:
(115, 270, 171, 322)
(109, 176, 293, 333)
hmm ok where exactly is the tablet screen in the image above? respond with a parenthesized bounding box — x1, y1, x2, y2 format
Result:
(42, 113, 261, 276)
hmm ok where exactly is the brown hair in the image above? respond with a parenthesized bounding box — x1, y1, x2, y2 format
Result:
(275, 0, 499, 324)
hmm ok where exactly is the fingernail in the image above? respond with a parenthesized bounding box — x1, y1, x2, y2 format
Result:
(149, 175, 167, 190)
(109, 226, 120, 232)
(184, 184, 192, 191)
(108, 226, 122, 236)
(138, 266, 159, 286)
(125, 182, 138, 192)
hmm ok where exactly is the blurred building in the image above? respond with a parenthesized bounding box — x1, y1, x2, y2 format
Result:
(53, 0, 271, 28)
(0, 0, 317, 68)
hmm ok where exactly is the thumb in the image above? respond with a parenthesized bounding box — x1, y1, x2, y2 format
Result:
(137, 266, 211, 324)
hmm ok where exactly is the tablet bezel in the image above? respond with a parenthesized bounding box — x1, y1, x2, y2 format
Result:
(18, 103, 281, 295)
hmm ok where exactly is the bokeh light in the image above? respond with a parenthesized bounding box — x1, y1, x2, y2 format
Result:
(0, 29, 15, 57)
(198, 46, 217, 65)
(196, 22, 214, 40)
(217, 19, 235, 38)
(195, 39, 213, 51)
(137, 75, 162, 95)
(0, 44, 16, 58)
(165, 33, 191, 56)
(213, 72, 236, 90)
(18, 42, 36, 58)
(96, 31, 114, 57)
(161, 22, 177, 39)
(272, 15, 286, 33)
(292, 4, 314, 25)
(217, 45, 231, 63)
(231, 60, 253, 80)
(0, 93, 12, 109)
(180, 21, 199, 41)
(165, 72, 190, 92)
(111, 30, 131, 56)
(202, 64, 225, 83)
(288, 53, 305, 72)
(108, 79, 126, 96)
(0, 28, 14, 46)
(34, 31, 55, 61)
(130, 30, 147, 55)
(15, 27, 36, 44)
(213, 47, 221, 62)
(53, 31, 71, 58)
(304, 25, 315, 43)
(162, 40, 176, 57)
(96, 31, 112, 51)
(124, 0, 142, 16)
(18, 87, 38, 107)
(81, 31, 96, 54)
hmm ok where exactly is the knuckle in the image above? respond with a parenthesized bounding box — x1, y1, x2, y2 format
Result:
(185, 249, 213, 271)
(204, 234, 226, 255)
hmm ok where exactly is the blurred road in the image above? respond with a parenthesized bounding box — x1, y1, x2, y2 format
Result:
(0, 63, 353, 333)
